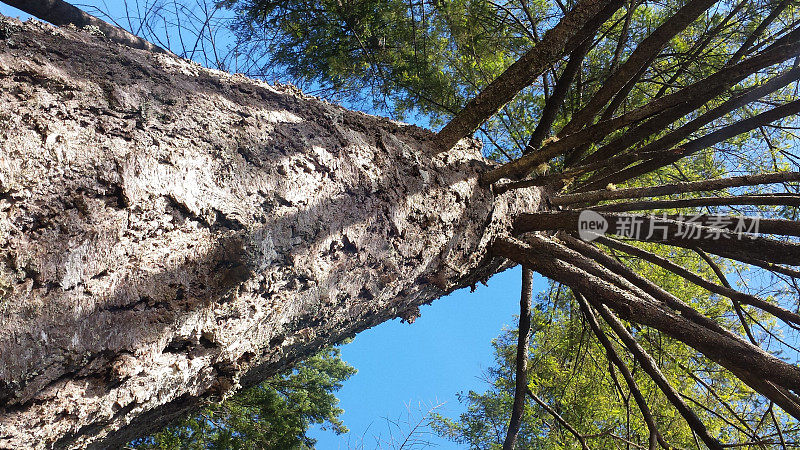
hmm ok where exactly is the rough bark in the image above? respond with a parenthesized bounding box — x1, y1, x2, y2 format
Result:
(0, 16, 541, 448)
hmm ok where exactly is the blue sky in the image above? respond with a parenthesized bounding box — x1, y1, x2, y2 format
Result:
(0, 3, 543, 447)
(308, 266, 544, 449)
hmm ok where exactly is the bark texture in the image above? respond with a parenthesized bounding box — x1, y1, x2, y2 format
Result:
(0, 16, 540, 448)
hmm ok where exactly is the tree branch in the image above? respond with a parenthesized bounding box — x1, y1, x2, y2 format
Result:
(594, 236, 800, 330)
(550, 171, 800, 206)
(694, 248, 758, 344)
(579, 99, 800, 191)
(435, 0, 623, 151)
(577, 66, 800, 168)
(514, 211, 800, 267)
(593, 194, 800, 212)
(524, 38, 592, 154)
(1, 0, 169, 53)
(574, 291, 667, 450)
(493, 236, 800, 412)
(480, 31, 800, 186)
(525, 387, 590, 449)
(559, 0, 718, 135)
(592, 302, 723, 450)
(728, 0, 793, 65)
(502, 267, 534, 450)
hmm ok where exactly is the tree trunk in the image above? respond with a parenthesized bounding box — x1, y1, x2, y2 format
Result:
(0, 0, 167, 53)
(0, 16, 540, 448)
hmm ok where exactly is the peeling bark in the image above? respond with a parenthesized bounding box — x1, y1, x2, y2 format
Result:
(0, 16, 540, 448)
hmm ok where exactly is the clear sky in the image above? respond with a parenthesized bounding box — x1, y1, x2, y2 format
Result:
(0, 6, 29, 20)
(308, 267, 545, 449)
(0, 3, 544, 447)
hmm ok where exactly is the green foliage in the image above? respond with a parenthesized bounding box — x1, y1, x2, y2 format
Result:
(221, 0, 797, 165)
(131, 346, 356, 449)
(221, 0, 527, 118)
(220, 0, 547, 158)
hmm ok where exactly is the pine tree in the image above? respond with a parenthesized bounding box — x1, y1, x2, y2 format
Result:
(1, 1, 799, 447)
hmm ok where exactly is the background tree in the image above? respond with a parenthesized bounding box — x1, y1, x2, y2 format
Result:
(131, 346, 355, 449)
(1, 0, 800, 447)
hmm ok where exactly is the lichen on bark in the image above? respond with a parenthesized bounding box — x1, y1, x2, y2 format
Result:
(0, 15, 539, 448)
